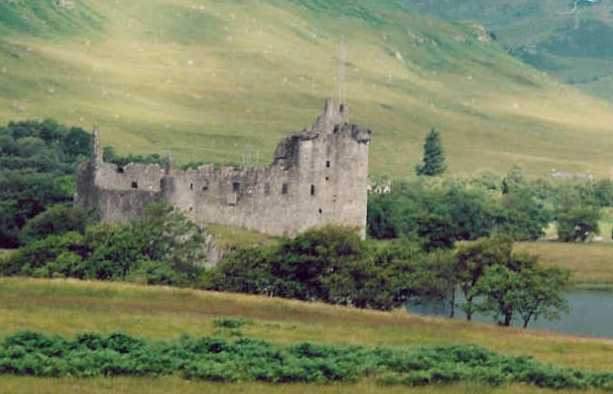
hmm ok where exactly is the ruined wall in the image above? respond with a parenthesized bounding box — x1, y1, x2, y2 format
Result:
(76, 99, 372, 238)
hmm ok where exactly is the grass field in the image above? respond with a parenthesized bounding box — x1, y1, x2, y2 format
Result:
(516, 241, 613, 286)
(3, 377, 609, 394)
(3, 1, 613, 176)
(0, 278, 612, 393)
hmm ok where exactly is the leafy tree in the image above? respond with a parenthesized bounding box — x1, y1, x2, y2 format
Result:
(0, 232, 89, 277)
(19, 205, 91, 244)
(324, 240, 423, 310)
(2, 203, 207, 285)
(501, 165, 525, 194)
(475, 253, 569, 328)
(498, 188, 553, 241)
(132, 203, 207, 282)
(454, 236, 513, 321)
(557, 206, 600, 242)
(270, 226, 364, 301)
(201, 245, 275, 294)
(409, 250, 458, 317)
(0, 120, 91, 248)
(416, 128, 446, 176)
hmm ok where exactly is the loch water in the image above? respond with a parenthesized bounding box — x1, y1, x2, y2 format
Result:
(407, 289, 613, 339)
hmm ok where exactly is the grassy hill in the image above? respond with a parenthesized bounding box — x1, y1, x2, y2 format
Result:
(1, 278, 613, 393)
(3, 0, 613, 176)
(404, 0, 613, 103)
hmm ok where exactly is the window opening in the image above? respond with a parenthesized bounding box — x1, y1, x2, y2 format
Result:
(311, 185, 316, 196)
(131, 182, 138, 189)
(282, 184, 289, 194)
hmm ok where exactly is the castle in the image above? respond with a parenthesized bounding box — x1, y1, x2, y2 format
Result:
(76, 99, 372, 238)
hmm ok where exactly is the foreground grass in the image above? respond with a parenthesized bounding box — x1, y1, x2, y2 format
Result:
(1, 278, 612, 393)
(0, 278, 612, 369)
(2, 377, 610, 394)
(516, 242, 613, 286)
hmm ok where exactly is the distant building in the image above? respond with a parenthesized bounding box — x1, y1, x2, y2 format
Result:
(76, 99, 372, 238)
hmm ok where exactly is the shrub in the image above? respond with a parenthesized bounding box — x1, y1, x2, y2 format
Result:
(557, 206, 601, 242)
(0, 331, 611, 390)
(126, 260, 180, 286)
(19, 205, 90, 244)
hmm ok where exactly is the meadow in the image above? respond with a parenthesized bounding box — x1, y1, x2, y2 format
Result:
(3, 0, 613, 176)
(517, 242, 613, 287)
(1, 278, 612, 393)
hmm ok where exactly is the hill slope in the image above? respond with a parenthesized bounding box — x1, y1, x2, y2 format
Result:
(2, 0, 613, 176)
(404, 0, 613, 103)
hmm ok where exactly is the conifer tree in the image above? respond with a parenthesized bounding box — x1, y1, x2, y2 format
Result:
(416, 128, 447, 176)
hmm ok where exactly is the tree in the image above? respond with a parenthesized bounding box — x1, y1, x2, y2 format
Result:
(475, 253, 569, 328)
(416, 128, 446, 176)
(454, 236, 513, 321)
(498, 188, 553, 241)
(557, 206, 600, 242)
(132, 203, 207, 283)
(19, 205, 91, 244)
(501, 165, 525, 194)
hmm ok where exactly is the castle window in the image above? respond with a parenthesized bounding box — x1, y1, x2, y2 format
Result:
(282, 183, 288, 195)
(264, 183, 271, 195)
(117, 167, 125, 174)
(131, 182, 138, 189)
(311, 185, 316, 196)
(190, 183, 194, 191)
(202, 185, 208, 191)
(326, 161, 331, 168)
(233, 182, 241, 192)
(319, 208, 323, 215)
(325, 177, 330, 182)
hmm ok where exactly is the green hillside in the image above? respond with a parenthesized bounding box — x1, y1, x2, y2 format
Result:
(3, 0, 613, 176)
(404, 0, 613, 103)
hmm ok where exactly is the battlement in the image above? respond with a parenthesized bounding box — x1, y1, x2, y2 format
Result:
(76, 99, 372, 238)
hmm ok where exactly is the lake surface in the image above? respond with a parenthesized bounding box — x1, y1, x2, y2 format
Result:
(407, 289, 613, 339)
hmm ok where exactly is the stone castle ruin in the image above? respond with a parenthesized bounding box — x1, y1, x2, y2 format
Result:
(76, 99, 372, 238)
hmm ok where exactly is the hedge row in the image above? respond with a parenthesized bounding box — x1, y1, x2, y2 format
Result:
(1, 331, 612, 389)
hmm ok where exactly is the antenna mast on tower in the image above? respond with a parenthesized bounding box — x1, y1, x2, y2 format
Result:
(336, 36, 347, 108)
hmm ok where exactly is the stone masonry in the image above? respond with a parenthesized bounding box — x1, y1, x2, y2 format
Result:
(75, 99, 372, 238)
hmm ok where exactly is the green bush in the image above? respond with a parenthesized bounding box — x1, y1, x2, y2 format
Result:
(19, 205, 91, 244)
(1, 204, 206, 285)
(0, 120, 91, 248)
(213, 318, 254, 330)
(557, 206, 601, 242)
(203, 227, 427, 311)
(0, 331, 611, 390)
(126, 260, 180, 286)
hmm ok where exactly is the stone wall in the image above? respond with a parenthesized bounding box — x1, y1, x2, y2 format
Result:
(75, 99, 372, 238)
